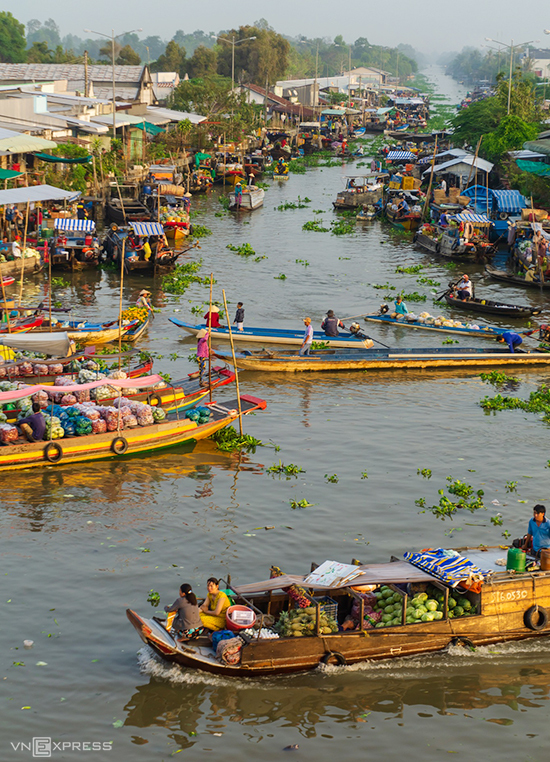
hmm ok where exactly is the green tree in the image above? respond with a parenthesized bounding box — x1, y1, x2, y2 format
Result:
(0, 12, 26, 63)
(117, 44, 141, 65)
(152, 40, 186, 75)
(482, 114, 540, 164)
(216, 25, 290, 86)
(187, 45, 217, 77)
(27, 41, 51, 63)
(451, 98, 502, 148)
(26, 18, 61, 49)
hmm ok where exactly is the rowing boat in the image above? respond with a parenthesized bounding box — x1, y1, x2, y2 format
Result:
(0, 382, 265, 471)
(0, 316, 44, 335)
(212, 345, 550, 373)
(127, 546, 550, 676)
(443, 292, 540, 318)
(169, 318, 375, 349)
(485, 264, 550, 289)
(363, 312, 513, 338)
(32, 319, 137, 345)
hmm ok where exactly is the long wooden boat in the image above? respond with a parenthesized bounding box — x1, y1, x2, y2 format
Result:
(414, 231, 494, 261)
(229, 186, 265, 211)
(212, 345, 550, 373)
(127, 547, 550, 676)
(0, 316, 44, 335)
(169, 318, 376, 349)
(0, 392, 265, 471)
(386, 207, 422, 232)
(2, 367, 236, 423)
(363, 312, 515, 338)
(124, 317, 150, 344)
(31, 319, 137, 345)
(0, 255, 42, 279)
(443, 292, 540, 318)
(0, 354, 153, 385)
(272, 170, 289, 181)
(485, 264, 550, 290)
(105, 198, 151, 225)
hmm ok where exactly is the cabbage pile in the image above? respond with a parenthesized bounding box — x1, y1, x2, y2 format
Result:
(185, 406, 212, 425)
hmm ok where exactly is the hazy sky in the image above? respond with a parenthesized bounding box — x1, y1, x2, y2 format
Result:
(3, 0, 549, 54)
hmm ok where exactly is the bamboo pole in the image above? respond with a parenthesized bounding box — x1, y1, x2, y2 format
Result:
(465, 136, 482, 189)
(0, 273, 11, 333)
(18, 199, 29, 307)
(48, 244, 52, 328)
(222, 289, 242, 435)
(114, 175, 127, 225)
(208, 272, 213, 401)
(422, 135, 438, 222)
(118, 238, 125, 369)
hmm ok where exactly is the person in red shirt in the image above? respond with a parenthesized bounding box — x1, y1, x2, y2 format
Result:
(203, 305, 222, 328)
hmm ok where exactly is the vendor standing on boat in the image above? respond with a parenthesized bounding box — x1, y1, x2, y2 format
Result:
(455, 274, 473, 301)
(204, 305, 222, 328)
(199, 578, 231, 631)
(393, 295, 408, 316)
(299, 317, 314, 356)
(321, 310, 345, 336)
(497, 330, 523, 353)
(521, 505, 550, 557)
(196, 328, 210, 385)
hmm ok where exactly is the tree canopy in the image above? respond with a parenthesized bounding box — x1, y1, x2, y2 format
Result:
(0, 12, 26, 63)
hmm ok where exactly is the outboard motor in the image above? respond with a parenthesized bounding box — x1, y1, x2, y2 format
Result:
(379, 304, 389, 315)
(349, 322, 368, 340)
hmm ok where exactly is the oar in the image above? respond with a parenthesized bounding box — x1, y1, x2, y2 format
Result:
(435, 277, 461, 303)
(340, 312, 369, 322)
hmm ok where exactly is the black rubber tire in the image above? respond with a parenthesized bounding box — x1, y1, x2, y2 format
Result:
(320, 651, 347, 666)
(147, 393, 162, 407)
(412, 232, 418, 243)
(450, 636, 476, 650)
(499, 212, 508, 221)
(43, 442, 63, 463)
(524, 605, 548, 631)
(435, 242, 441, 253)
(111, 436, 129, 455)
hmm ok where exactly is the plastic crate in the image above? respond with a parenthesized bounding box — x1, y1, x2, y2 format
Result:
(312, 596, 338, 621)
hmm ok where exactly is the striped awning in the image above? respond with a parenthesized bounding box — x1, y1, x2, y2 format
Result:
(129, 221, 164, 236)
(387, 151, 415, 161)
(492, 189, 527, 214)
(403, 549, 492, 588)
(453, 213, 491, 224)
(54, 218, 95, 232)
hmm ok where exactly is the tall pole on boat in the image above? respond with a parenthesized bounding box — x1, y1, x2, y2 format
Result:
(48, 241, 52, 329)
(422, 135, 438, 221)
(222, 289, 243, 435)
(118, 238, 125, 368)
(19, 199, 29, 307)
(0, 274, 11, 333)
(208, 272, 213, 401)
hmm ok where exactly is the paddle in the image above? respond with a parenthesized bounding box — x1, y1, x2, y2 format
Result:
(435, 276, 463, 303)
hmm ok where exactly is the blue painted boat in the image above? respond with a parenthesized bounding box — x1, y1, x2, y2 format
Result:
(212, 346, 550, 373)
(169, 318, 375, 349)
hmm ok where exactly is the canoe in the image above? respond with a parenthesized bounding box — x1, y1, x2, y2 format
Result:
(485, 264, 550, 290)
(2, 366, 236, 423)
(212, 345, 550, 373)
(0, 392, 265, 471)
(363, 313, 514, 338)
(124, 317, 150, 344)
(127, 546, 550, 676)
(229, 186, 265, 211)
(444, 292, 540, 318)
(2, 276, 15, 287)
(272, 171, 289, 181)
(0, 255, 42, 279)
(414, 231, 494, 261)
(169, 318, 376, 349)
(0, 316, 44, 335)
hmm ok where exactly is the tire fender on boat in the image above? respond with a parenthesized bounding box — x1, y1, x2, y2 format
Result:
(111, 436, 129, 455)
(524, 605, 549, 631)
(449, 636, 475, 650)
(43, 442, 63, 463)
(147, 392, 162, 407)
(412, 232, 419, 243)
(320, 651, 347, 666)
(435, 242, 441, 253)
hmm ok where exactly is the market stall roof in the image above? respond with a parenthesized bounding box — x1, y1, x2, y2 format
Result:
(90, 113, 148, 128)
(453, 212, 491, 224)
(0, 332, 71, 357)
(491, 189, 527, 214)
(0, 168, 22, 180)
(147, 107, 207, 125)
(391, 97, 425, 106)
(377, 107, 393, 115)
(387, 150, 416, 161)
(0, 127, 56, 156)
(34, 153, 91, 164)
(516, 159, 550, 177)
(509, 149, 546, 160)
(0, 184, 80, 205)
(422, 155, 494, 176)
(233, 562, 434, 595)
(129, 221, 164, 236)
(524, 139, 550, 157)
(54, 218, 96, 232)
(321, 108, 347, 115)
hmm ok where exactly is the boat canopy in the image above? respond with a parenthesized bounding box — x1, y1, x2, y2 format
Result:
(54, 218, 96, 232)
(387, 151, 415, 161)
(453, 213, 491, 224)
(233, 561, 433, 595)
(0, 184, 80, 205)
(403, 549, 492, 588)
(460, 186, 527, 214)
(0, 331, 71, 357)
(129, 221, 164, 236)
(516, 159, 550, 177)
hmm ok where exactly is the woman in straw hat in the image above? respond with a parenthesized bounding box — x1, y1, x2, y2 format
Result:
(204, 304, 222, 328)
(196, 328, 210, 384)
(136, 289, 153, 312)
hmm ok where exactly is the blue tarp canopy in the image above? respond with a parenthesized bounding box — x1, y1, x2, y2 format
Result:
(403, 548, 491, 588)
(54, 218, 95, 232)
(129, 221, 164, 236)
(387, 151, 415, 161)
(516, 159, 550, 177)
(453, 213, 491, 224)
(491, 189, 527, 214)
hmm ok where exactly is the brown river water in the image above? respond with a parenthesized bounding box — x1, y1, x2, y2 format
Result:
(1, 67, 550, 761)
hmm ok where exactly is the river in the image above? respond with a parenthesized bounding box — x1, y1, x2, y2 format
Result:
(2, 67, 550, 761)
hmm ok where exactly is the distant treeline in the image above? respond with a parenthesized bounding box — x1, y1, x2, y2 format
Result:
(446, 46, 532, 84)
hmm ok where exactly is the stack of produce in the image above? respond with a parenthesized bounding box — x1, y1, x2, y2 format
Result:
(44, 415, 64, 440)
(184, 406, 212, 425)
(0, 422, 18, 443)
(275, 606, 339, 638)
(159, 206, 189, 227)
(370, 586, 405, 627)
(121, 306, 149, 324)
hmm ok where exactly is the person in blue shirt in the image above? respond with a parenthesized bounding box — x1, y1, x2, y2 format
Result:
(497, 331, 523, 353)
(523, 505, 550, 556)
(394, 295, 408, 316)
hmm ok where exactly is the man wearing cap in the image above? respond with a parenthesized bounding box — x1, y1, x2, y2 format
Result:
(204, 305, 222, 328)
(299, 317, 314, 356)
(136, 289, 153, 312)
(321, 310, 345, 337)
(196, 328, 210, 384)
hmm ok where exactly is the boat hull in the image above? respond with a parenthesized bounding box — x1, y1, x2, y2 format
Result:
(229, 188, 265, 211)
(364, 313, 508, 338)
(485, 264, 550, 289)
(386, 210, 422, 232)
(0, 255, 42, 279)
(414, 232, 486, 260)
(444, 293, 538, 318)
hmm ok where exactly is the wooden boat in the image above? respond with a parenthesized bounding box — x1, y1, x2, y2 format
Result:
(0, 352, 153, 385)
(127, 546, 550, 676)
(443, 291, 540, 318)
(2, 366, 236, 423)
(333, 174, 388, 210)
(0, 389, 266, 471)
(1, 276, 15, 287)
(49, 219, 101, 271)
(31, 319, 137, 345)
(0, 255, 42, 279)
(124, 317, 150, 344)
(212, 345, 550, 373)
(229, 185, 265, 211)
(105, 197, 151, 225)
(272, 170, 289, 181)
(414, 229, 495, 261)
(169, 318, 376, 349)
(0, 316, 44, 335)
(363, 312, 515, 338)
(485, 264, 550, 290)
(386, 206, 422, 232)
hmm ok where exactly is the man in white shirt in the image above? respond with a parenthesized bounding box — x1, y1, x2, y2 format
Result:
(455, 274, 472, 300)
(299, 317, 314, 356)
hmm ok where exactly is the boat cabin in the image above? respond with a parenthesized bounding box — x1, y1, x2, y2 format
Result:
(333, 174, 389, 209)
(49, 218, 100, 270)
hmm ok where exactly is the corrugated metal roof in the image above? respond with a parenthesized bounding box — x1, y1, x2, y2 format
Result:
(423, 155, 494, 175)
(524, 139, 550, 157)
(0, 127, 56, 156)
(147, 107, 206, 124)
(0, 184, 79, 204)
(0, 64, 144, 83)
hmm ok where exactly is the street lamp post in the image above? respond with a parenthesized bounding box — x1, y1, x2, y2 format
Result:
(212, 34, 257, 97)
(84, 27, 142, 135)
(485, 37, 539, 114)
